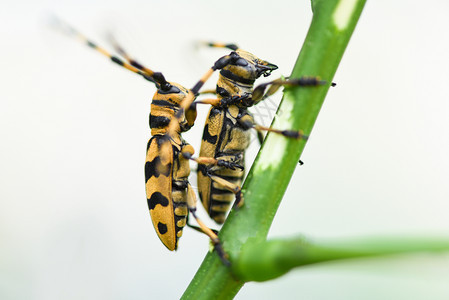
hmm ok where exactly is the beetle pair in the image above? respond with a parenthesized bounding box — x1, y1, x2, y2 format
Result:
(53, 18, 327, 264)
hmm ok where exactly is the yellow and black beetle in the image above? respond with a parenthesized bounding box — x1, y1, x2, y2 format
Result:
(52, 19, 241, 264)
(188, 43, 332, 224)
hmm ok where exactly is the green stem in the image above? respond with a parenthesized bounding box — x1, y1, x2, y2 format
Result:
(233, 235, 449, 281)
(182, 0, 366, 299)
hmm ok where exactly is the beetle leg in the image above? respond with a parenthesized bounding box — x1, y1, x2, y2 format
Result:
(198, 89, 218, 95)
(254, 124, 309, 140)
(182, 98, 219, 130)
(207, 174, 244, 209)
(237, 114, 309, 141)
(186, 214, 219, 235)
(168, 54, 238, 136)
(189, 156, 244, 171)
(195, 94, 250, 108)
(186, 184, 230, 266)
(251, 77, 333, 105)
(182, 150, 244, 171)
(194, 98, 221, 106)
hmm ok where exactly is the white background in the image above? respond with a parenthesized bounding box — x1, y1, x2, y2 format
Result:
(1, 0, 449, 299)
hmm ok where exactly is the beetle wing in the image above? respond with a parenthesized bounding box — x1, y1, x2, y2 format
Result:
(197, 107, 224, 213)
(145, 136, 177, 251)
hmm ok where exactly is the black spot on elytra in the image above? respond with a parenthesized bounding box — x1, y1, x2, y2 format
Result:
(147, 192, 169, 210)
(197, 164, 208, 176)
(145, 157, 171, 181)
(202, 123, 218, 144)
(157, 222, 168, 234)
(146, 135, 169, 152)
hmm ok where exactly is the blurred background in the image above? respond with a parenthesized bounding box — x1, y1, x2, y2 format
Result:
(1, 0, 449, 299)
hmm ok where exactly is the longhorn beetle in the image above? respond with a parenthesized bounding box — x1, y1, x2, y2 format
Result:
(51, 18, 240, 264)
(187, 42, 334, 224)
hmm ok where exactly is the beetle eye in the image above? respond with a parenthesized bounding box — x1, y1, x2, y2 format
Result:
(234, 58, 248, 66)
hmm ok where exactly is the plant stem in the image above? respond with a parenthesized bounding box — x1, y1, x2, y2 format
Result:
(182, 0, 367, 299)
(233, 235, 449, 281)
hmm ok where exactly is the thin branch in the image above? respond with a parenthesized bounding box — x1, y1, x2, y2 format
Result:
(233, 235, 449, 281)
